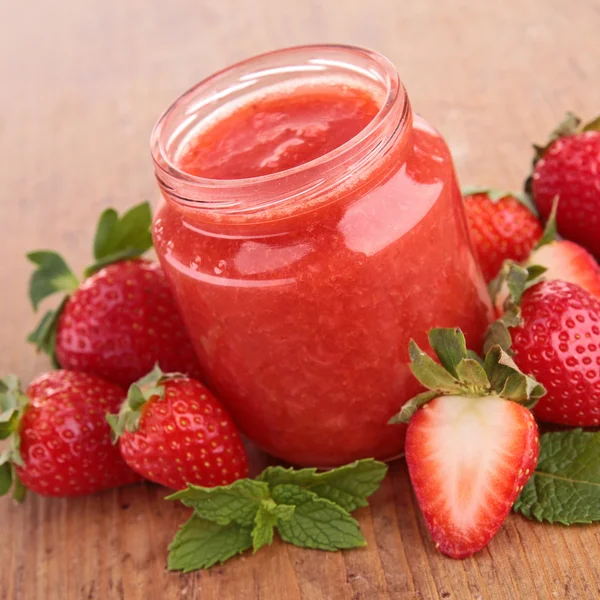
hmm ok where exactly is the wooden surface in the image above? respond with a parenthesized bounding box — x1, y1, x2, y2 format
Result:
(2, 1, 600, 598)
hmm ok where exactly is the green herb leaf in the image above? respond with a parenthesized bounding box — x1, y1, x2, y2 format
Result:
(258, 458, 387, 512)
(428, 328, 467, 379)
(87, 202, 153, 275)
(167, 479, 270, 526)
(252, 504, 277, 552)
(408, 340, 462, 393)
(514, 430, 600, 524)
(27, 251, 79, 311)
(388, 390, 439, 424)
(168, 514, 253, 572)
(271, 485, 366, 551)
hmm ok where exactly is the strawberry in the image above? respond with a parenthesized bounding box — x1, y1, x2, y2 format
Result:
(0, 370, 141, 499)
(390, 328, 543, 558)
(27, 203, 201, 388)
(528, 112, 600, 259)
(462, 187, 543, 282)
(488, 266, 600, 427)
(107, 366, 249, 490)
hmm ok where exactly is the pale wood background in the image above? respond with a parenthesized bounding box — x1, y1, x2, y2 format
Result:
(1, 1, 600, 598)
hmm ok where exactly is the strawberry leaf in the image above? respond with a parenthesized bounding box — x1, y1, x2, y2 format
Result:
(483, 345, 545, 406)
(428, 328, 467, 379)
(167, 515, 253, 572)
(514, 430, 600, 524)
(455, 358, 490, 390)
(582, 114, 600, 132)
(388, 390, 439, 424)
(271, 485, 366, 551)
(26, 297, 68, 367)
(535, 196, 560, 249)
(27, 251, 79, 311)
(86, 202, 153, 275)
(408, 339, 462, 392)
(0, 463, 12, 496)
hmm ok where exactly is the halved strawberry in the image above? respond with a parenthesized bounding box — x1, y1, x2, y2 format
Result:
(390, 328, 543, 558)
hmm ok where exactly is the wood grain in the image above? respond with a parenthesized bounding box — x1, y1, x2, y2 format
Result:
(2, 1, 600, 598)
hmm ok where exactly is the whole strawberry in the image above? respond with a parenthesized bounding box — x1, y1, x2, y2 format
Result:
(0, 370, 141, 499)
(27, 203, 201, 388)
(488, 264, 600, 426)
(107, 366, 249, 490)
(510, 280, 600, 426)
(390, 328, 543, 559)
(529, 112, 600, 259)
(463, 187, 543, 282)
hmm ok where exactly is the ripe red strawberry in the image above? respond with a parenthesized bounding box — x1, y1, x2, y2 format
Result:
(27, 203, 201, 388)
(463, 187, 543, 282)
(504, 279, 600, 426)
(390, 328, 543, 558)
(107, 366, 249, 490)
(529, 112, 600, 259)
(0, 370, 141, 499)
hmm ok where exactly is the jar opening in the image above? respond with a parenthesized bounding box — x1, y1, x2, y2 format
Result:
(151, 44, 410, 215)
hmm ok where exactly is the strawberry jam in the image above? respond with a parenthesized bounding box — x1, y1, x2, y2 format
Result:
(151, 46, 492, 467)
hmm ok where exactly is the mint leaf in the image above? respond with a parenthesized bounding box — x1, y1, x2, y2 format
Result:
(258, 458, 387, 512)
(167, 514, 252, 572)
(167, 479, 270, 526)
(271, 484, 366, 551)
(27, 251, 79, 310)
(514, 430, 600, 524)
(86, 202, 153, 274)
(251, 499, 278, 552)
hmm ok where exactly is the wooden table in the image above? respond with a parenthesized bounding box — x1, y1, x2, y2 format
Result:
(2, 1, 599, 598)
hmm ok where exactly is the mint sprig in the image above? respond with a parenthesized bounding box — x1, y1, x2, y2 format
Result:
(167, 458, 387, 571)
(168, 516, 253, 573)
(514, 430, 600, 525)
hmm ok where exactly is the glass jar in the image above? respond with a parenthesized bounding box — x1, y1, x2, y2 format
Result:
(150, 45, 492, 467)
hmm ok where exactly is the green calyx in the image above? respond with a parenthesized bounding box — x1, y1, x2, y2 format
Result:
(27, 202, 154, 365)
(534, 196, 560, 249)
(106, 364, 185, 439)
(486, 262, 547, 355)
(462, 185, 538, 215)
(389, 327, 546, 424)
(525, 112, 600, 195)
(0, 376, 29, 501)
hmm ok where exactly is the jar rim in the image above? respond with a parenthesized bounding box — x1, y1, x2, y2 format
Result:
(150, 44, 409, 213)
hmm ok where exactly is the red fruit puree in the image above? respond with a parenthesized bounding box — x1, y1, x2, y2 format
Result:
(151, 46, 492, 467)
